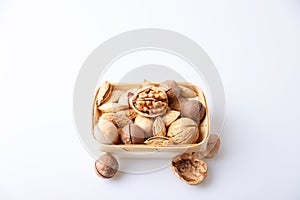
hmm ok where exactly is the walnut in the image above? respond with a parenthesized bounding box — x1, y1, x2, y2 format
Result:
(171, 153, 207, 185)
(129, 86, 168, 118)
(167, 118, 199, 144)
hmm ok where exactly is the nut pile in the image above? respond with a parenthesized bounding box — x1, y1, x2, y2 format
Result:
(93, 80, 206, 146)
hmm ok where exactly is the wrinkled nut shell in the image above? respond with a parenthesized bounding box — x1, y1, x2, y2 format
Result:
(171, 153, 207, 185)
(95, 154, 119, 178)
(167, 118, 198, 144)
(120, 124, 145, 144)
(130, 86, 168, 117)
(203, 134, 221, 158)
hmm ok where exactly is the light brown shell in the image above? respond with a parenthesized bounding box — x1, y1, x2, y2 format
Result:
(171, 153, 208, 185)
(129, 86, 168, 118)
(93, 120, 119, 144)
(162, 110, 180, 127)
(179, 86, 197, 98)
(144, 136, 172, 146)
(98, 103, 128, 113)
(99, 113, 132, 128)
(152, 117, 166, 137)
(202, 134, 221, 158)
(134, 115, 153, 138)
(167, 118, 198, 144)
(96, 81, 112, 106)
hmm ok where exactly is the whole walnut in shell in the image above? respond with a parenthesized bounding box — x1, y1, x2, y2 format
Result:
(167, 118, 199, 144)
(95, 154, 119, 178)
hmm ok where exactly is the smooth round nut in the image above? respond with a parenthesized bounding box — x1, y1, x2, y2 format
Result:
(120, 124, 145, 144)
(160, 80, 180, 97)
(134, 115, 153, 138)
(93, 120, 118, 144)
(95, 154, 119, 178)
(181, 100, 206, 124)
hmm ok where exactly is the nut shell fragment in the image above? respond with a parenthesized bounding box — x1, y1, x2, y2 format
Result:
(144, 136, 172, 146)
(171, 153, 207, 185)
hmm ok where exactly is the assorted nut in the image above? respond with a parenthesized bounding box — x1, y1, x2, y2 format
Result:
(167, 118, 199, 144)
(93, 120, 119, 144)
(171, 153, 208, 185)
(92, 81, 219, 184)
(93, 80, 207, 147)
(120, 124, 145, 144)
(129, 86, 168, 117)
(95, 154, 119, 178)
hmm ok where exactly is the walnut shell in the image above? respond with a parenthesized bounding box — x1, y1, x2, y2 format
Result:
(95, 154, 119, 178)
(93, 120, 119, 144)
(171, 153, 207, 185)
(129, 86, 168, 118)
(167, 118, 198, 144)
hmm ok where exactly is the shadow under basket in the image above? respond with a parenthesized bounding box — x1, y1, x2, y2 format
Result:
(92, 82, 210, 155)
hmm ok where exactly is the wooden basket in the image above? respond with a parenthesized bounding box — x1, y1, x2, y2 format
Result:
(92, 82, 210, 154)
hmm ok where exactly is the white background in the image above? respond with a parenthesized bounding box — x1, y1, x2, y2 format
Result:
(1, 0, 300, 199)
